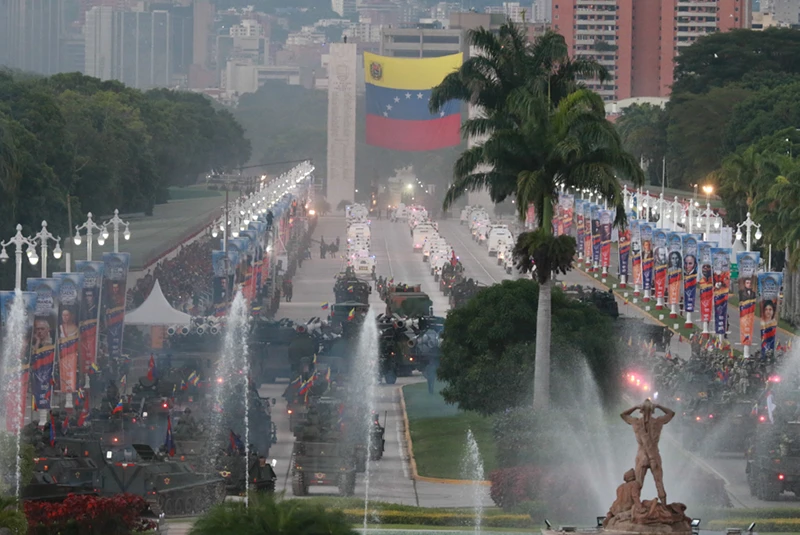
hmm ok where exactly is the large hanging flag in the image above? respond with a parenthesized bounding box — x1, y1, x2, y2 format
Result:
(363, 52, 462, 151)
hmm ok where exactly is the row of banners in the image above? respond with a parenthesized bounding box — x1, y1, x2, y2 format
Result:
(552, 195, 782, 358)
(0, 253, 131, 423)
(211, 197, 298, 316)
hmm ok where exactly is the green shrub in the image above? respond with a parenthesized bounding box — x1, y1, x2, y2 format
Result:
(339, 509, 533, 528)
(706, 518, 800, 532)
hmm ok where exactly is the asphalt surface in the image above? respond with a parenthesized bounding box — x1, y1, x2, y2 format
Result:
(257, 216, 492, 507)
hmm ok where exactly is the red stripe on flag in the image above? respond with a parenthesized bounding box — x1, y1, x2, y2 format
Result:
(366, 114, 461, 151)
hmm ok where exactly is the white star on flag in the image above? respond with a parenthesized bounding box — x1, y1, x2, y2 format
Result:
(439, 111, 445, 117)
(405, 92, 411, 99)
(393, 96, 400, 103)
(383, 111, 388, 117)
(386, 104, 393, 110)
(417, 92, 424, 99)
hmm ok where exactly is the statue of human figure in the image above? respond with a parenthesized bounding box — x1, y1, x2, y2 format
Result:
(621, 398, 675, 504)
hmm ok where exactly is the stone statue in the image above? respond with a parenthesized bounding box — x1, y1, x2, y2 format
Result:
(621, 398, 674, 504)
(603, 399, 691, 534)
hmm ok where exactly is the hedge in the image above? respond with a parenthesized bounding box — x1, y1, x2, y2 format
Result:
(339, 509, 534, 528)
(707, 518, 800, 532)
(692, 507, 800, 520)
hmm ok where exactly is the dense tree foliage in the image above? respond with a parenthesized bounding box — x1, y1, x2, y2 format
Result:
(0, 70, 249, 289)
(437, 279, 615, 415)
(234, 80, 461, 204)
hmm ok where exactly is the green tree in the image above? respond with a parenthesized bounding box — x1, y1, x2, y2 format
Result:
(614, 103, 667, 186)
(672, 28, 800, 95)
(189, 494, 357, 535)
(665, 85, 752, 188)
(0, 496, 27, 535)
(430, 23, 639, 409)
(724, 82, 800, 154)
(714, 146, 781, 223)
(437, 279, 615, 415)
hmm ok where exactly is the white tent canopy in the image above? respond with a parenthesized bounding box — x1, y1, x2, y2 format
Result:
(125, 279, 192, 326)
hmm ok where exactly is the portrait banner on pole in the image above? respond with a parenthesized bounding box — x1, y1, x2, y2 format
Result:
(736, 251, 760, 347)
(101, 252, 130, 362)
(758, 272, 783, 357)
(640, 224, 654, 292)
(26, 278, 61, 410)
(667, 233, 683, 307)
(631, 220, 642, 288)
(75, 261, 104, 377)
(682, 235, 698, 313)
(653, 229, 668, 301)
(711, 248, 732, 335)
(600, 210, 612, 268)
(54, 272, 84, 393)
(698, 242, 716, 324)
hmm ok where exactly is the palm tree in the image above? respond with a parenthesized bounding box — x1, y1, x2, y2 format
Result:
(430, 24, 608, 207)
(189, 494, 357, 535)
(716, 146, 778, 223)
(503, 88, 643, 409)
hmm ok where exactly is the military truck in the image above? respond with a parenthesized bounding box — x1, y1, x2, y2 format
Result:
(385, 284, 433, 317)
(439, 263, 464, 296)
(334, 269, 372, 304)
(449, 279, 485, 309)
(330, 302, 370, 330)
(746, 421, 800, 500)
(251, 320, 318, 383)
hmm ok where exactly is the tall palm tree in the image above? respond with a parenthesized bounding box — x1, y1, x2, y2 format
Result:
(716, 146, 777, 223)
(499, 88, 643, 409)
(430, 24, 608, 207)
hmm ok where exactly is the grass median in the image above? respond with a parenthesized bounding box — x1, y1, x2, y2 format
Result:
(403, 381, 496, 480)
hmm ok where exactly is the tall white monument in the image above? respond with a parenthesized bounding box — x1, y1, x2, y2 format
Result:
(326, 42, 358, 213)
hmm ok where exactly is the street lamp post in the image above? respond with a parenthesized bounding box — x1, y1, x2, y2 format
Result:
(73, 213, 105, 261)
(699, 202, 720, 241)
(102, 209, 131, 253)
(0, 225, 38, 291)
(736, 212, 762, 253)
(31, 221, 62, 278)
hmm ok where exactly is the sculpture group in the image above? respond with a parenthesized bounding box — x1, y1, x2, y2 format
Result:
(603, 399, 692, 533)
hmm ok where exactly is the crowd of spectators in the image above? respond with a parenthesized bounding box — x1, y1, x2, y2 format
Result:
(127, 239, 215, 315)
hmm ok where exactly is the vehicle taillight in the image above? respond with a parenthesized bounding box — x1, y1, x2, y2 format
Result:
(779, 473, 785, 480)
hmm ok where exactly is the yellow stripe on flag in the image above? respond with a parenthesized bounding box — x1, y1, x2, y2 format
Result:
(363, 52, 462, 91)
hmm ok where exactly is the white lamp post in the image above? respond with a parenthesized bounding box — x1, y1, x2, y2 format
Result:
(101, 209, 131, 253)
(0, 225, 38, 291)
(31, 221, 62, 278)
(699, 202, 720, 240)
(736, 212, 762, 252)
(73, 212, 105, 261)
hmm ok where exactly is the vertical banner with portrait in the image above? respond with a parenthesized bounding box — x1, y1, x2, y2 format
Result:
(583, 203, 592, 263)
(101, 252, 130, 362)
(681, 235, 699, 314)
(575, 200, 585, 257)
(758, 272, 783, 357)
(212, 250, 229, 317)
(698, 242, 716, 326)
(640, 224, 654, 293)
(666, 233, 683, 308)
(653, 229, 669, 302)
(600, 210, 613, 269)
(560, 194, 574, 236)
(591, 205, 601, 267)
(736, 251, 761, 347)
(240, 230, 257, 301)
(54, 272, 84, 393)
(554, 199, 563, 236)
(226, 238, 249, 291)
(249, 221, 266, 294)
(711, 248, 732, 335)
(0, 291, 37, 431)
(75, 261, 104, 377)
(631, 220, 642, 289)
(26, 278, 61, 410)
(618, 226, 631, 281)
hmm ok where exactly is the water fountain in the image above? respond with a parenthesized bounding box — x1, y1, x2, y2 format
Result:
(461, 429, 485, 533)
(0, 292, 28, 499)
(350, 310, 379, 530)
(208, 289, 252, 507)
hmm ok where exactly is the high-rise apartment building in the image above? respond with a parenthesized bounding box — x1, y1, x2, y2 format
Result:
(1, 0, 76, 74)
(84, 6, 172, 89)
(379, 26, 463, 58)
(332, 0, 356, 18)
(553, 0, 751, 101)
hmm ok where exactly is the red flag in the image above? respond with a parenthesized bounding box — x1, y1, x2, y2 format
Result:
(147, 355, 156, 381)
(450, 251, 458, 267)
(77, 392, 90, 427)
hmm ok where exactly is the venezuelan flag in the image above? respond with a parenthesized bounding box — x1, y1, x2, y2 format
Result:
(364, 52, 462, 151)
(321, 302, 329, 310)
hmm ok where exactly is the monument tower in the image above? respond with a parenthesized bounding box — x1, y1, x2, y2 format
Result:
(326, 42, 358, 213)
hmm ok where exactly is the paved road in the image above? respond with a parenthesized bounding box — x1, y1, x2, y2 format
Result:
(258, 216, 492, 508)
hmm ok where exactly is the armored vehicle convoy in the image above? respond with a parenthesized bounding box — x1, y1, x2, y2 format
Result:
(747, 421, 800, 500)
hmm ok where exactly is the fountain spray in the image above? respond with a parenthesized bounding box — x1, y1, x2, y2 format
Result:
(462, 429, 485, 533)
(0, 291, 27, 500)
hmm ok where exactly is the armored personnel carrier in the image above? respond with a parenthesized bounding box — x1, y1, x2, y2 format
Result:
(449, 279, 485, 309)
(385, 284, 433, 317)
(747, 421, 800, 500)
(216, 451, 278, 495)
(334, 268, 371, 304)
(251, 319, 318, 383)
